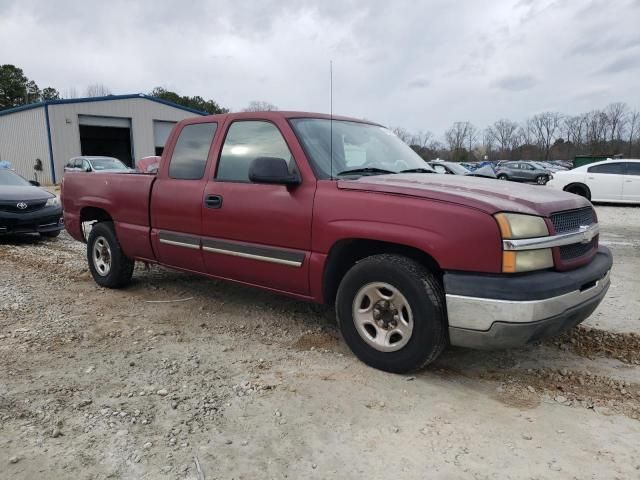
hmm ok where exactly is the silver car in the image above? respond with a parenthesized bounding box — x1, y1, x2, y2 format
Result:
(64, 156, 131, 173)
(495, 161, 551, 184)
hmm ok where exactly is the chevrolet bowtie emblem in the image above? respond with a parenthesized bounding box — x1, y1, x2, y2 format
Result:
(579, 225, 593, 244)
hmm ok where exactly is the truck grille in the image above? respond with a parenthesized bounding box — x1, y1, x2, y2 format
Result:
(550, 207, 596, 234)
(559, 238, 597, 261)
(0, 201, 47, 213)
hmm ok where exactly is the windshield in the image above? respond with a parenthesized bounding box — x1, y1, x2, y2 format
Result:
(0, 169, 31, 186)
(290, 118, 434, 179)
(89, 158, 128, 171)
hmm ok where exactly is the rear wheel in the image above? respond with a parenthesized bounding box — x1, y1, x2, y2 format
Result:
(336, 254, 447, 373)
(87, 222, 134, 288)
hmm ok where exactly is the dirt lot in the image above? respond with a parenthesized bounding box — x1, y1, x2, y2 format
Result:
(1, 204, 639, 479)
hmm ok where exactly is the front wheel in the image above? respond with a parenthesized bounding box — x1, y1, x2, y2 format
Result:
(87, 222, 134, 288)
(536, 175, 548, 185)
(336, 254, 447, 373)
(497, 174, 508, 180)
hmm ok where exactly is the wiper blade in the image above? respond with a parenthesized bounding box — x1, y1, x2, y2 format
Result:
(336, 167, 395, 176)
(398, 168, 435, 174)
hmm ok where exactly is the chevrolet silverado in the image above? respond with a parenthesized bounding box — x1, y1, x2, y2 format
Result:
(62, 112, 612, 372)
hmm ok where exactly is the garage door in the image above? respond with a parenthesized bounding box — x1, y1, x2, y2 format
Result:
(78, 115, 133, 167)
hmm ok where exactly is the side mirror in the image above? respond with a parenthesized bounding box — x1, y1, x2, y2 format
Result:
(85, 166, 92, 172)
(29, 180, 40, 186)
(248, 157, 301, 186)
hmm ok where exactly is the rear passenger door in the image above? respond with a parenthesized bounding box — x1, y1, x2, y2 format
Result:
(586, 162, 625, 201)
(200, 119, 315, 296)
(150, 122, 218, 272)
(622, 162, 640, 202)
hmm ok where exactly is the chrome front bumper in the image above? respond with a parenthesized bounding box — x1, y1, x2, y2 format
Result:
(444, 247, 612, 349)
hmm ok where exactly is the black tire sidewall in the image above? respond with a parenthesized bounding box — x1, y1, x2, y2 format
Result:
(87, 222, 132, 288)
(336, 257, 445, 373)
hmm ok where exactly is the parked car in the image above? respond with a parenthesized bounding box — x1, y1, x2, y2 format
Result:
(533, 161, 568, 173)
(428, 161, 496, 179)
(495, 161, 552, 184)
(546, 159, 640, 203)
(62, 111, 612, 373)
(0, 169, 63, 237)
(64, 156, 130, 173)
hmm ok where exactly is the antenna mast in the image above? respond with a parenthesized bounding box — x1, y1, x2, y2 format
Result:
(330, 60, 333, 180)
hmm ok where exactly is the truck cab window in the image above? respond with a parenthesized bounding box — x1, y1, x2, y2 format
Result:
(169, 123, 217, 180)
(216, 121, 294, 182)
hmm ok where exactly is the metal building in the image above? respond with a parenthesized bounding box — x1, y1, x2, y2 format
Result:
(0, 94, 205, 184)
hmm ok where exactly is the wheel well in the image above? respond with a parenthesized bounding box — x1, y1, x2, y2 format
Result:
(79, 207, 112, 241)
(323, 239, 441, 305)
(563, 182, 591, 199)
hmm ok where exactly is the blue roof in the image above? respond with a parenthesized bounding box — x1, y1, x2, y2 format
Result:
(0, 93, 208, 117)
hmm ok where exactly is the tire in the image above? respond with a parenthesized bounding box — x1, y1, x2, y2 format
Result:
(336, 254, 447, 373)
(498, 174, 508, 180)
(536, 175, 548, 185)
(87, 221, 134, 288)
(40, 230, 61, 238)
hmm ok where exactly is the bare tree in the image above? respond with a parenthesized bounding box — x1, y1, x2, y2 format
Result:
(486, 119, 518, 158)
(604, 102, 628, 142)
(392, 127, 414, 145)
(530, 112, 563, 160)
(63, 87, 78, 98)
(85, 84, 112, 97)
(466, 123, 478, 153)
(585, 110, 609, 150)
(563, 115, 586, 146)
(628, 110, 640, 156)
(445, 122, 472, 160)
(243, 100, 278, 112)
(412, 130, 434, 149)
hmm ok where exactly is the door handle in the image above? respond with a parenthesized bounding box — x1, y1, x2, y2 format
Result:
(625, 179, 633, 183)
(205, 194, 223, 209)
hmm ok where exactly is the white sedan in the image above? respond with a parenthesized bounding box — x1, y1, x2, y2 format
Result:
(546, 159, 640, 204)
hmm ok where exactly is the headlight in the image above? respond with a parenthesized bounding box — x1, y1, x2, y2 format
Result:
(494, 213, 549, 239)
(502, 249, 554, 273)
(495, 213, 553, 273)
(45, 196, 61, 207)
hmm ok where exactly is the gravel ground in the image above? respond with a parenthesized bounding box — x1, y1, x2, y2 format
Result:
(1, 204, 639, 479)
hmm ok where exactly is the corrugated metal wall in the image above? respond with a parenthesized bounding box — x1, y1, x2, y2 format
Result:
(0, 107, 53, 184)
(48, 98, 196, 181)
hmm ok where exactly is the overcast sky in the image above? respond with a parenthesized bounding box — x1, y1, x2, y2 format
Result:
(1, 0, 639, 135)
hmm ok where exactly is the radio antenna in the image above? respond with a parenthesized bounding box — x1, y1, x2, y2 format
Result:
(330, 60, 333, 180)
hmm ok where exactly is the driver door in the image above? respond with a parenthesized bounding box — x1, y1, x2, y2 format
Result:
(201, 119, 316, 296)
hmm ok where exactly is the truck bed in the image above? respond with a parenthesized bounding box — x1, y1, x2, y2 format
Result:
(62, 172, 157, 260)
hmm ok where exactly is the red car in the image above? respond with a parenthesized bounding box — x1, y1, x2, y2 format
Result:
(62, 111, 612, 372)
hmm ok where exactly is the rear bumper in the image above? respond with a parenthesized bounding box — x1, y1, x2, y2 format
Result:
(0, 207, 64, 235)
(444, 247, 612, 349)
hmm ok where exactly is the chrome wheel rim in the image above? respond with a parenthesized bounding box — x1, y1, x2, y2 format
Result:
(92, 236, 112, 276)
(537, 176, 546, 184)
(352, 282, 413, 352)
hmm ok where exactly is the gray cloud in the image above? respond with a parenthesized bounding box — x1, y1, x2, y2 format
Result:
(0, 0, 638, 135)
(407, 77, 430, 89)
(491, 74, 537, 91)
(597, 54, 640, 74)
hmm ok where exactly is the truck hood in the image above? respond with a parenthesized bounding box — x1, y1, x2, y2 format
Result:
(0, 185, 54, 202)
(337, 173, 590, 216)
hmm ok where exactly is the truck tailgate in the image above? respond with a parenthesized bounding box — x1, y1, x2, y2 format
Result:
(63, 172, 156, 260)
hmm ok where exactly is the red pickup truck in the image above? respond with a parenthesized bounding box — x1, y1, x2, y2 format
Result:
(62, 111, 612, 372)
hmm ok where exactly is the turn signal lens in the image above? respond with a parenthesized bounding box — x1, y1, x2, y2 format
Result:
(502, 249, 554, 273)
(495, 213, 549, 239)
